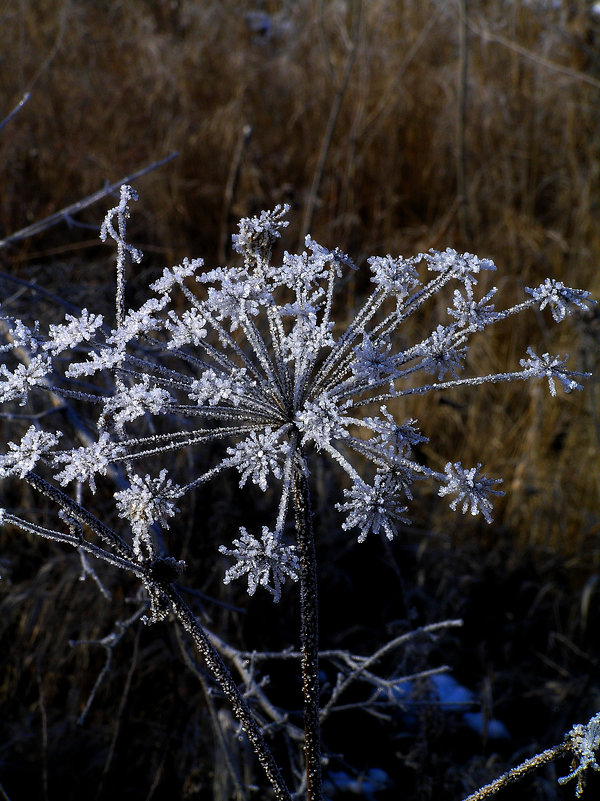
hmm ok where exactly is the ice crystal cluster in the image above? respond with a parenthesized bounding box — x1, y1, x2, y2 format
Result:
(559, 711, 600, 797)
(0, 186, 594, 602)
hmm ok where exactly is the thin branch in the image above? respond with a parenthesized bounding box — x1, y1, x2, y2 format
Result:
(4, 503, 292, 801)
(165, 585, 293, 801)
(70, 606, 145, 726)
(175, 626, 249, 801)
(96, 622, 142, 800)
(0, 153, 178, 250)
(320, 620, 463, 721)
(0, 92, 30, 133)
(462, 742, 569, 801)
(25, 472, 134, 560)
(0, 271, 82, 314)
(207, 630, 304, 742)
(467, 15, 600, 92)
(0, 781, 14, 801)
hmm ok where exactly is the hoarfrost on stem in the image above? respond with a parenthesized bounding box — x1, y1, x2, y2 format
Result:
(525, 278, 593, 323)
(115, 470, 182, 561)
(52, 432, 123, 494)
(559, 711, 600, 798)
(520, 347, 588, 397)
(336, 473, 411, 543)
(224, 427, 288, 491)
(0, 354, 52, 405)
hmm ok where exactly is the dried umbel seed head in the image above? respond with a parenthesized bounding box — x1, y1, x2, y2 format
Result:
(0, 187, 594, 603)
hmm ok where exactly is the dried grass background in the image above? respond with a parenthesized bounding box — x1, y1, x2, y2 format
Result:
(1, 1, 600, 799)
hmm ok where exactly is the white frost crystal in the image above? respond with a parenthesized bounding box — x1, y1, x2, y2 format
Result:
(0, 191, 594, 600)
(219, 527, 300, 602)
(0, 426, 61, 478)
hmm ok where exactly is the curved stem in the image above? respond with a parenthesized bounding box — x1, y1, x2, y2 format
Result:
(19, 475, 292, 801)
(292, 458, 323, 801)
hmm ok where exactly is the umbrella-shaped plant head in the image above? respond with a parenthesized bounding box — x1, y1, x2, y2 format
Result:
(0, 185, 595, 801)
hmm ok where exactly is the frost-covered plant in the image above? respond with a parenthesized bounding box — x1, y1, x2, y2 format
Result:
(559, 712, 600, 798)
(0, 186, 595, 800)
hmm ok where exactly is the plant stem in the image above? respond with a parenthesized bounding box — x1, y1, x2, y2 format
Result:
(166, 585, 293, 801)
(462, 742, 569, 801)
(292, 461, 323, 801)
(25, 473, 290, 798)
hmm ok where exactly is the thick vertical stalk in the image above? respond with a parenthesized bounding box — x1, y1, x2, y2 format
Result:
(292, 462, 322, 801)
(166, 586, 292, 801)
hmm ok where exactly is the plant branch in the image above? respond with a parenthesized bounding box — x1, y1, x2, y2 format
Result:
(164, 584, 293, 801)
(462, 742, 569, 800)
(5, 482, 291, 801)
(0, 92, 30, 133)
(0, 153, 178, 250)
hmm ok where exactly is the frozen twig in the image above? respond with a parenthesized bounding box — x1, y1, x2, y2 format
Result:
(0, 153, 177, 250)
(320, 619, 463, 721)
(0, 92, 30, 133)
(463, 711, 600, 800)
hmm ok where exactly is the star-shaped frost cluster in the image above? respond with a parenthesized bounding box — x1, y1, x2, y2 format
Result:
(559, 711, 600, 798)
(219, 527, 300, 602)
